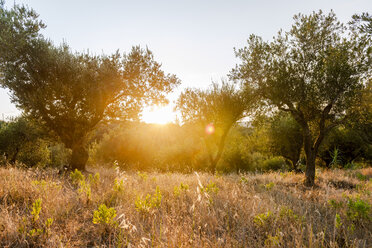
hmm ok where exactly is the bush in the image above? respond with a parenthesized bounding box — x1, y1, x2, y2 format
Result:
(17, 139, 50, 167)
(262, 157, 287, 171)
(0, 117, 69, 168)
(346, 197, 371, 222)
(92, 204, 117, 226)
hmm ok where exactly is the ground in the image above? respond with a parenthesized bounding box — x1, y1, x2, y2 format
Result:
(0, 165, 371, 247)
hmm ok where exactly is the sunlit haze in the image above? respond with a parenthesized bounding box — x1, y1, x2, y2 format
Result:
(141, 105, 175, 124)
(1, 0, 371, 123)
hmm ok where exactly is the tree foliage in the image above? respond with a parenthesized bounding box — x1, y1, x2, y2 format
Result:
(0, 2, 180, 170)
(0, 117, 49, 166)
(349, 12, 372, 37)
(267, 113, 303, 171)
(230, 10, 371, 185)
(176, 82, 249, 171)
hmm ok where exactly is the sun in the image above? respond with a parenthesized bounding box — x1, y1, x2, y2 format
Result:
(141, 105, 175, 124)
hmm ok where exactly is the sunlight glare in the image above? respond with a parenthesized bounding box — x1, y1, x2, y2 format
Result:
(141, 105, 175, 124)
(205, 123, 215, 135)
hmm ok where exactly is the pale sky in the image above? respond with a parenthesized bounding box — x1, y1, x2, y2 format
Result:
(1, 0, 371, 120)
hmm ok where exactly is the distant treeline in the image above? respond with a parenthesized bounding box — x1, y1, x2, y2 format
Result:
(1, 114, 371, 173)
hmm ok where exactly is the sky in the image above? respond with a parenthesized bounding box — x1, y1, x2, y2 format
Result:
(1, 0, 371, 120)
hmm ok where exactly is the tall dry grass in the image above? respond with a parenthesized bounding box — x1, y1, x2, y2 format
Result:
(0, 165, 371, 247)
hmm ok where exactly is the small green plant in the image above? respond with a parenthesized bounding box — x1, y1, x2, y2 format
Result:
(70, 169, 96, 203)
(346, 197, 371, 222)
(93, 204, 117, 226)
(18, 198, 54, 241)
(173, 182, 189, 197)
(264, 233, 281, 247)
(113, 178, 124, 193)
(180, 182, 189, 191)
(254, 211, 273, 227)
(328, 199, 344, 210)
(32, 180, 62, 192)
(31, 180, 47, 189)
(335, 213, 342, 229)
(88, 173, 100, 186)
(70, 169, 85, 184)
(330, 148, 342, 168)
(280, 171, 294, 178)
(137, 171, 148, 181)
(201, 182, 219, 194)
(279, 206, 298, 220)
(348, 223, 356, 233)
(31, 198, 42, 222)
(264, 182, 275, 190)
(173, 187, 180, 197)
(214, 170, 223, 178)
(240, 176, 249, 184)
(135, 186, 162, 213)
(151, 176, 157, 182)
(355, 172, 367, 181)
(78, 179, 92, 203)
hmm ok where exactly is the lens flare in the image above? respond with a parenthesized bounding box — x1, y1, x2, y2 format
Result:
(205, 123, 215, 135)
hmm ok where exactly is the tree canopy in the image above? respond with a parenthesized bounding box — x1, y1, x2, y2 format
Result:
(267, 113, 303, 171)
(0, 2, 180, 170)
(176, 82, 249, 171)
(230, 10, 371, 185)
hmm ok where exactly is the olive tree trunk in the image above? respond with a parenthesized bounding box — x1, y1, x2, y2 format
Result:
(304, 150, 317, 186)
(302, 124, 328, 187)
(205, 125, 232, 173)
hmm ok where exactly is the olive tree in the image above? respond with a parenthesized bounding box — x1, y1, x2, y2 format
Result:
(0, 2, 180, 170)
(176, 82, 249, 172)
(230, 11, 371, 186)
(0, 117, 47, 165)
(349, 12, 372, 37)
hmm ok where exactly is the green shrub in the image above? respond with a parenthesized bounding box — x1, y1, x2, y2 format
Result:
(201, 182, 219, 194)
(135, 186, 162, 213)
(17, 139, 51, 167)
(93, 204, 117, 226)
(18, 198, 54, 242)
(78, 179, 92, 203)
(88, 173, 100, 186)
(253, 211, 273, 227)
(346, 197, 371, 222)
(70, 169, 85, 185)
(173, 183, 189, 197)
(279, 206, 300, 221)
(0, 117, 50, 167)
(335, 213, 342, 229)
(113, 178, 124, 193)
(32, 180, 61, 192)
(137, 171, 148, 181)
(330, 148, 342, 168)
(264, 182, 275, 190)
(264, 233, 281, 247)
(355, 172, 367, 181)
(262, 157, 287, 171)
(31, 198, 42, 222)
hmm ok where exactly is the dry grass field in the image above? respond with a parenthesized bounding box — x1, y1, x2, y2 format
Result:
(0, 165, 371, 247)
